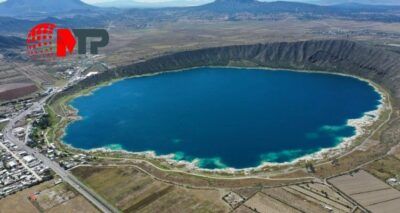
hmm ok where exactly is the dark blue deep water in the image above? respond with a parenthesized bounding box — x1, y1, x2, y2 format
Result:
(64, 67, 381, 169)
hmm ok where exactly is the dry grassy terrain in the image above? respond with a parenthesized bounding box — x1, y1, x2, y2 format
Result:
(242, 182, 355, 213)
(72, 166, 231, 212)
(0, 180, 99, 213)
(0, 59, 58, 102)
(3, 17, 400, 102)
(364, 156, 400, 190)
(102, 19, 400, 66)
(72, 165, 358, 213)
(328, 170, 400, 213)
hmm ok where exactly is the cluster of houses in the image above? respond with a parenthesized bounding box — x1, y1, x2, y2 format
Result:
(0, 115, 90, 199)
(0, 97, 42, 120)
(58, 154, 90, 170)
(27, 128, 91, 171)
(0, 60, 100, 199)
(27, 127, 91, 170)
(0, 137, 50, 198)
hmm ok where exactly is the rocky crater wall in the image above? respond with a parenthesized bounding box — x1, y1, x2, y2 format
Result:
(57, 40, 400, 106)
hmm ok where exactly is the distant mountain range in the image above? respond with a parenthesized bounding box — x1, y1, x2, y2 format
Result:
(0, 0, 96, 16)
(93, 0, 400, 8)
(192, 0, 322, 14)
(95, 0, 212, 8)
(145, 0, 400, 18)
(1, 0, 399, 15)
(1, 0, 400, 32)
(1, 0, 400, 17)
(314, 0, 400, 5)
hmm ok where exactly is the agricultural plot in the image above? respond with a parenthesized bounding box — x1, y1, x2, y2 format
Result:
(0, 59, 59, 101)
(71, 165, 359, 213)
(72, 166, 231, 212)
(244, 192, 301, 213)
(0, 180, 98, 213)
(230, 181, 355, 213)
(329, 170, 400, 213)
(232, 205, 256, 213)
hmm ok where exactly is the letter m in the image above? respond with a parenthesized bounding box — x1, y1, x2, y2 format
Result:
(57, 29, 76, 57)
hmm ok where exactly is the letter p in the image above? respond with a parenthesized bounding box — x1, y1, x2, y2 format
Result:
(72, 29, 109, 55)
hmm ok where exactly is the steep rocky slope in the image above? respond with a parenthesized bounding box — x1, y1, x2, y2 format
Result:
(61, 40, 400, 106)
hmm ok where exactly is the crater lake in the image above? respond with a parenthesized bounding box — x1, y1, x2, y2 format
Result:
(63, 67, 382, 169)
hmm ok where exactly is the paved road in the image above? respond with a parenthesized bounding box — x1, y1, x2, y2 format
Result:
(2, 94, 119, 213)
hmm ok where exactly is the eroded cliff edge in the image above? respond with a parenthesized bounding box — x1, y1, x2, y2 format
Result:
(57, 40, 400, 106)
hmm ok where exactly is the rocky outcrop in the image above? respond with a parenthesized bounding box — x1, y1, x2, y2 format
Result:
(60, 40, 400, 106)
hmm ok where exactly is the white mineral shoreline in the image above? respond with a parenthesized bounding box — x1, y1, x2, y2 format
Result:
(61, 66, 390, 173)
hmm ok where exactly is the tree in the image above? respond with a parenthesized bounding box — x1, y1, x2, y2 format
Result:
(34, 114, 51, 129)
(305, 162, 315, 173)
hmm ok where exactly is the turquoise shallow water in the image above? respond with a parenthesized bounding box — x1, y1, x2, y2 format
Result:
(64, 67, 381, 169)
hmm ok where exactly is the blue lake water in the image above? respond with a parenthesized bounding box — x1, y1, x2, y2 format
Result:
(64, 67, 381, 169)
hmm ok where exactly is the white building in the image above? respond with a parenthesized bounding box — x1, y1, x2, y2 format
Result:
(6, 161, 17, 168)
(22, 155, 35, 163)
(18, 151, 28, 156)
(13, 127, 25, 137)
